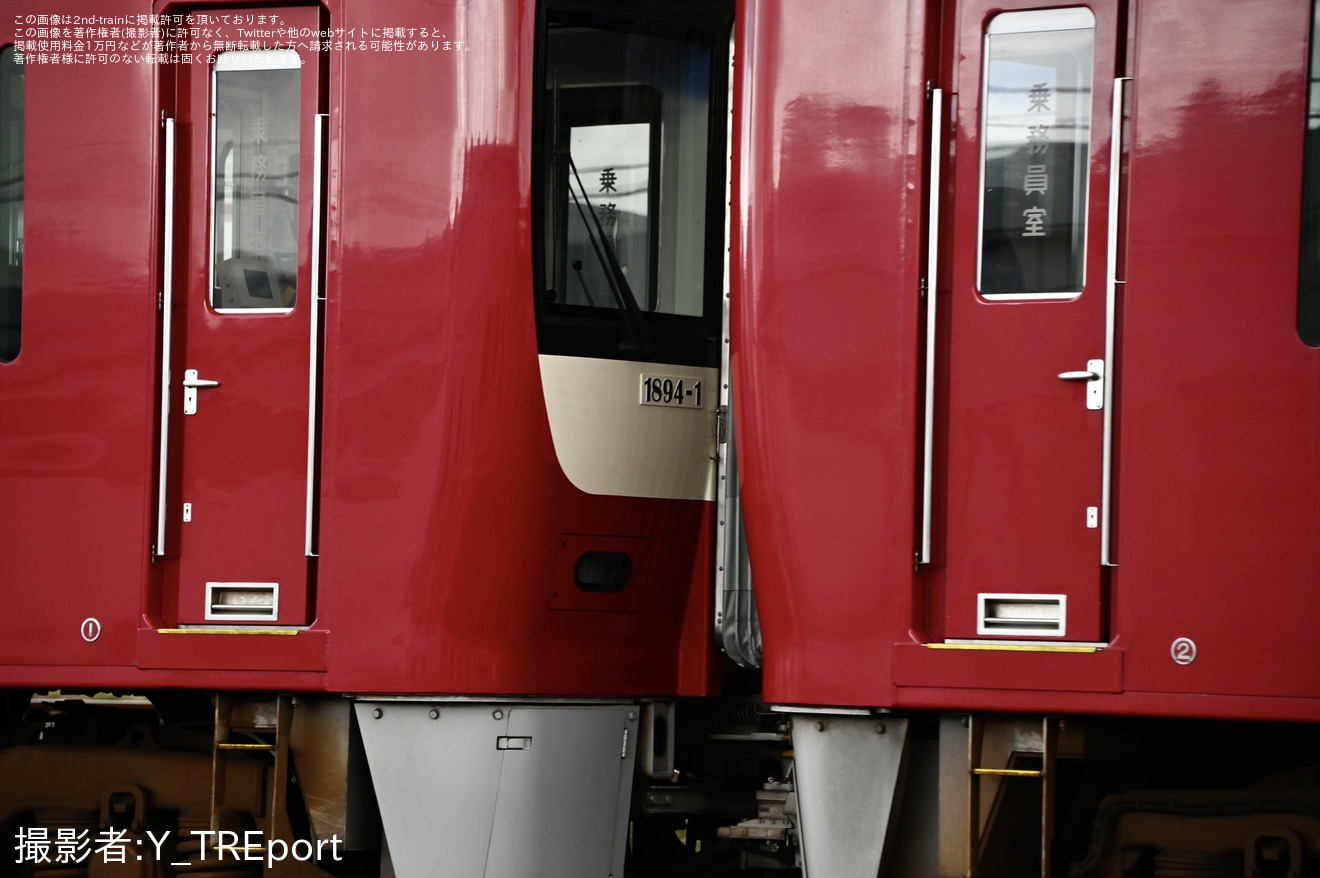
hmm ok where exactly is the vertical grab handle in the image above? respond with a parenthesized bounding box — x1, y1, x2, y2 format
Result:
(1100, 79, 1128, 567)
(306, 114, 328, 557)
(154, 117, 177, 558)
(918, 87, 944, 566)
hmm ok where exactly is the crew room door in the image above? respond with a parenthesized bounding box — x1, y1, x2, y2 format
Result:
(163, 7, 326, 625)
(938, 0, 1120, 642)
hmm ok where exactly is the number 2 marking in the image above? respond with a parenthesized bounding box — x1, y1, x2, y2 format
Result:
(1170, 637, 1197, 666)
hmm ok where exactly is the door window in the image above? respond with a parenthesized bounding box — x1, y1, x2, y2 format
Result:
(980, 8, 1095, 299)
(211, 49, 301, 312)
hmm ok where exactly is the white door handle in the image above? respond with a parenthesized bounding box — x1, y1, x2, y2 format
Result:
(1058, 359, 1105, 410)
(183, 368, 220, 415)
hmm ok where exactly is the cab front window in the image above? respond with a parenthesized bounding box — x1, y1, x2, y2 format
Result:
(534, 1, 732, 367)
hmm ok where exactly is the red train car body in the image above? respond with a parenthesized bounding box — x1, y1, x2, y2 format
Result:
(737, 0, 1320, 721)
(734, 0, 1320, 874)
(1, 0, 721, 699)
(1, 0, 734, 874)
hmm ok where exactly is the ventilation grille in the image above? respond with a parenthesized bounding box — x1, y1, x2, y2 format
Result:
(977, 594, 1066, 637)
(205, 582, 279, 622)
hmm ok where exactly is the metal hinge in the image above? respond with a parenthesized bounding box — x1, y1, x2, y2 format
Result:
(716, 405, 728, 446)
(920, 276, 928, 300)
(158, 290, 163, 311)
(621, 728, 629, 760)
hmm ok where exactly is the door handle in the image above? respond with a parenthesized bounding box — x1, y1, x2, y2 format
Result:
(155, 117, 177, 557)
(1058, 359, 1104, 410)
(918, 87, 945, 567)
(183, 368, 220, 415)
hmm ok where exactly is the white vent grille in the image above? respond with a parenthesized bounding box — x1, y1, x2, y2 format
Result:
(977, 594, 1066, 637)
(205, 582, 279, 622)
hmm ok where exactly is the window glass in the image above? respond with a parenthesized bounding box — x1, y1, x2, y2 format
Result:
(0, 45, 23, 363)
(571, 126, 652, 297)
(211, 50, 300, 311)
(536, 3, 731, 366)
(554, 88, 660, 311)
(980, 8, 1094, 299)
(1299, 0, 1320, 345)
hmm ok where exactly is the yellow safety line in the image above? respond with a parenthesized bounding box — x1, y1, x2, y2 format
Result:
(156, 628, 300, 636)
(925, 643, 1097, 654)
(973, 768, 1044, 777)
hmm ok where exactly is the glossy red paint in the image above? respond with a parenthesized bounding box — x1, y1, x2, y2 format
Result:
(735, 0, 1320, 720)
(732, 0, 926, 707)
(1116, 0, 1320, 702)
(0, 0, 719, 699)
(0, 0, 158, 673)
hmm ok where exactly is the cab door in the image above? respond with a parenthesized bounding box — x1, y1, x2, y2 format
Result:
(938, 1, 1121, 641)
(163, 7, 326, 625)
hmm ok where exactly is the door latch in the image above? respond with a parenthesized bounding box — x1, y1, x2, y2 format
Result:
(182, 369, 220, 415)
(1058, 359, 1104, 410)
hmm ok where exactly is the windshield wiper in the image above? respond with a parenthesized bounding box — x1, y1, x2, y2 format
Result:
(566, 153, 651, 354)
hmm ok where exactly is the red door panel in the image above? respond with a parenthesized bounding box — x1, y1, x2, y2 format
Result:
(940, 1, 1121, 642)
(168, 6, 325, 626)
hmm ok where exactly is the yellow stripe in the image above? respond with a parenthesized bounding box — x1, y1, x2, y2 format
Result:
(926, 643, 1097, 654)
(156, 628, 300, 636)
(974, 768, 1044, 777)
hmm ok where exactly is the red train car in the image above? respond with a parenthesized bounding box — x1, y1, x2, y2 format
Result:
(734, 0, 1320, 874)
(8, 0, 1320, 875)
(0, 0, 739, 875)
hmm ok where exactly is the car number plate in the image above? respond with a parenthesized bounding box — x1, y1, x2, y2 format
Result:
(640, 374, 705, 408)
